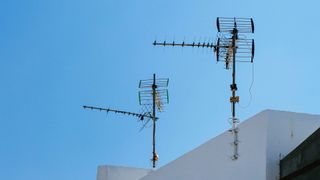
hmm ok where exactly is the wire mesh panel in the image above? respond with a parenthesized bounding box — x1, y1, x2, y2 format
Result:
(216, 38, 254, 66)
(138, 77, 169, 112)
(217, 17, 254, 33)
(215, 17, 255, 69)
(139, 89, 169, 105)
(139, 78, 169, 88)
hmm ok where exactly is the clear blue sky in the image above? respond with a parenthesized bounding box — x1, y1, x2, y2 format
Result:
(1, 0, 320, 179)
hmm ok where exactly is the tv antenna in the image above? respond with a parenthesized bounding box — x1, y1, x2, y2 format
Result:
(83, 73, 169, 168)
(153, 17, 254, 160)
(139, 74, 169, 168)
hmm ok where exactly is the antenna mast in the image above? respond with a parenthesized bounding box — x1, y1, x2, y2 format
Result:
(139, 73, 169, 168)
(153, 17, 254, 160)
(84, 74, 169, 168)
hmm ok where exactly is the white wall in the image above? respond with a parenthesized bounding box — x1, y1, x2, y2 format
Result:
(96, 110, 320, 180)
(97, 165, 151, 180)
(140, 110, 320, 180)
(140, 110, 269, 180)
(266, 110, 320, 180)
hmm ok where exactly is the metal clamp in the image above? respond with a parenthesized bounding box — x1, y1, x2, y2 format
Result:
(230, 96, 240, 103)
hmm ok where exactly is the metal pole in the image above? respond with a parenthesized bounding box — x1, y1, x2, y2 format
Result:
(152, 73, 157, 168)
(231, 28, 239, 160)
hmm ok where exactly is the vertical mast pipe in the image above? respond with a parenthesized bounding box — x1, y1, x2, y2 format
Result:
(152, 73, 156, 168)
(231, 27, 239, 159)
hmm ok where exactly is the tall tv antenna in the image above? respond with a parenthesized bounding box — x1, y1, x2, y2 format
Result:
(83, 73, 169, 168)
(153, 17, 254, 160)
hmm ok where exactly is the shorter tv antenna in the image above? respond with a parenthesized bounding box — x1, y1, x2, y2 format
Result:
(153, 17, 255, 160)
(83, 73, 169, 168)
(139, 74, 169, 168)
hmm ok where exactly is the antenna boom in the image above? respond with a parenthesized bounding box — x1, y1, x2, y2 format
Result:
(83, 105, 156, 120)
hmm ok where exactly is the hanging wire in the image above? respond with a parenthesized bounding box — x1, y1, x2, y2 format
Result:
(239, 63, 255, 109)
(139, 118, 152, 132)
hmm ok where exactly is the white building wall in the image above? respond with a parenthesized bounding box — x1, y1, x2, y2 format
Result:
(140, 110, 269, 180)
(266, 110, 320, 180)
(96, 110, 320, 180)
(96, 165, 151, 180)
(140, 110, 320, 180)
